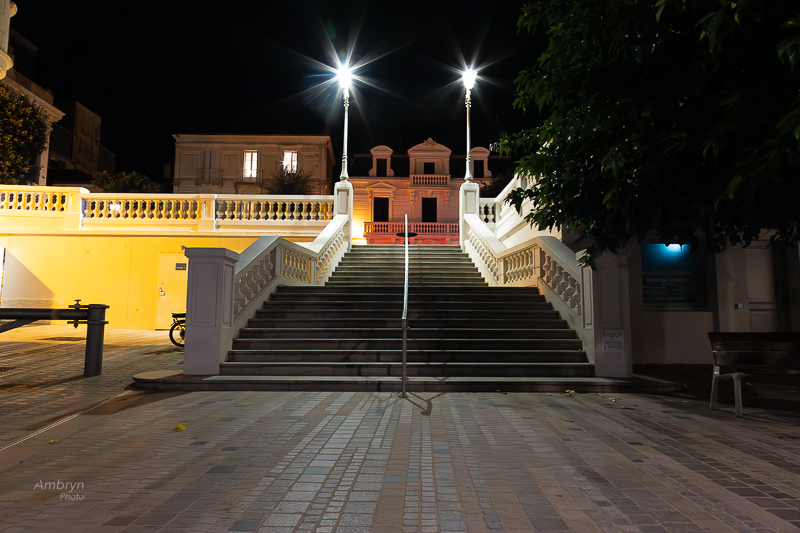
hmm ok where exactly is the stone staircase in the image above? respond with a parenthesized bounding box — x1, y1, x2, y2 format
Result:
(216, 245, 605, 391)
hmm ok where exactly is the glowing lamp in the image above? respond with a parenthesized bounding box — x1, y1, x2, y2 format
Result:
(462, 68, 477, 90)
(336, 65, 353, 89)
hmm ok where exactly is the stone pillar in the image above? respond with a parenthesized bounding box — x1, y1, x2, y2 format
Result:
(0, 1, 15, 80)
(183, 247, 239, 375)
(591, 247, 634, 378)
(459, 180, 480, 249)
(334, 180, 353, 248)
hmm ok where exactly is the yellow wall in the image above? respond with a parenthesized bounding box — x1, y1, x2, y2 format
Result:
(0, 235, 261, 330)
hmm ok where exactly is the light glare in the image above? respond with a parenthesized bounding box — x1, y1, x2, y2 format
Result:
(462, 68, 477, 89)
(337, 65, 353, 89)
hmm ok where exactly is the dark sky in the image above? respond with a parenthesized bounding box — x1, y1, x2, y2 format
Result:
(11, 0, 542, 181)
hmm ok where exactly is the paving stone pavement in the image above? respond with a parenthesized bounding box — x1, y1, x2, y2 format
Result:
(1, 325, 800, 532)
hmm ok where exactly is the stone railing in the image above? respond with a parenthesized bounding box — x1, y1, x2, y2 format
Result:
(215, 196, 333, 222)
(364, 221, 459, 235)
(0, 185, 334, 234)
(184, 214, 350, 375)
(410, 175, 450, 186)
(0, 186, 86, 230)
(479, 199, 496, 224)
(462, 213, 593, 362)
(182, 180, 354, 375)
(0, 186, 82, 212)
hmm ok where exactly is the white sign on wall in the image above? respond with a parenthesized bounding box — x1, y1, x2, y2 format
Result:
(602, 330, 624, 353)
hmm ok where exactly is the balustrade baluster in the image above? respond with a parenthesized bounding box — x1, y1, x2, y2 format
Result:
(540, 254, 550, 283)
(225, 200, 234, 220)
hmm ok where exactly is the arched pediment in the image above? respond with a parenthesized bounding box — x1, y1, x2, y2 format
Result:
(407, 138, 452, 156)
(370, 145, 394, 156)
(470, 146, 490, 159)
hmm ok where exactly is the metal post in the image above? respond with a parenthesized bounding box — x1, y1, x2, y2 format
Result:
(401, 213, 409, 398)
(464, 88, 473, 182)
(84, 304, 109, 377)
(340, 87, 350, 181)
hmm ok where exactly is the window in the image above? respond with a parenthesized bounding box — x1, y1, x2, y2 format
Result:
(376, 159, 387, 177)
(283, 150, 298, 173)
(423, 162, 435, 174)
(243, 151, 258, 180)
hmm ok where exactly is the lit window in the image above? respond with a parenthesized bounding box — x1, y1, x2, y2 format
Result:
(283, 150, 298, 173)
(244, 151, 258, 180)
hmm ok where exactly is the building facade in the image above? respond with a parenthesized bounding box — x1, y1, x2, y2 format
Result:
(348, 138, 504, 244)
(172, 134, 335, 196)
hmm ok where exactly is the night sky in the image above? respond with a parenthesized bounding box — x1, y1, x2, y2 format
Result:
(11, 0, 543, 182)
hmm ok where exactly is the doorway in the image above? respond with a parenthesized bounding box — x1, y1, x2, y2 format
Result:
(156, 253, 189, 329)
(421, 198, 437, 223)
(373, 197, 390, 222)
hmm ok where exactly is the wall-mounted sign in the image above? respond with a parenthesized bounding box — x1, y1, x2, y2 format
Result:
(641, 244, 703, 304)
(175, 263, 187, 271)
(602, 330, 624, 353)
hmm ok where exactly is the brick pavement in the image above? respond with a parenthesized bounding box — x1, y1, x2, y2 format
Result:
(1, 325, 800, 532)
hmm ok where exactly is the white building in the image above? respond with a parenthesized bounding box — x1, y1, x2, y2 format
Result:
(172, 134, 335, 196)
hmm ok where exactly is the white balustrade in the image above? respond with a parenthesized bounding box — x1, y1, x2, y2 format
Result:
(0, 186, 79, 212)
(184, 214, 351, 374)
(0, 186, 336, 234)
(479, 199, 496, 224)
(462, 211, 593, 363)
(410, 175, 450, 186)
(216, 195, 333, 222)
(83, 194, 206, 220)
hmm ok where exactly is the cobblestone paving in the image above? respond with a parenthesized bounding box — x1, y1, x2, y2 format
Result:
(0, 324, 180, 443)
(1, 326, 800, 532)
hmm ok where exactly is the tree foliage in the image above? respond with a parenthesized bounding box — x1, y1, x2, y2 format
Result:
(502, 0, 800, 265)
(263, 163, 313, 195)
(91, 171, 155, 193)
(0, 85, 49, 185)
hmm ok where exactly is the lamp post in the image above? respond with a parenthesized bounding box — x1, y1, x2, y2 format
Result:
(462, 67, 477, 182)
(336, 65, 353, 181)
(458, 68, 479, 250)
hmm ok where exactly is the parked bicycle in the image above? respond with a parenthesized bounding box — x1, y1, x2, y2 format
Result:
(169, 313, 185, 348)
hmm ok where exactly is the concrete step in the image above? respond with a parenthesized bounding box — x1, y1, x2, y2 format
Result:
(275, 286, 542, 295)
(219, 361, 594, 377)
(333, 264, 479, 271)
(227, 349, 588, 363)
(259, 301, 555, 311)
(244, 318, 570, 329)
(252, 309, 563, 320)
(326, 277, 487, 284)
(230, 338, 584, 350)
(237, 328, 579, 340)
(133, 372, 680, 394)
(325, 281, 489, 286)
(267, 293, 545, 303)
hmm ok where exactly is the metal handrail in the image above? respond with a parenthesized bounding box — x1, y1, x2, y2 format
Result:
(401, 213, 409, 398)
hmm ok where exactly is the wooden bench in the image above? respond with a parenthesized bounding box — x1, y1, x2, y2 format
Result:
(708, 332, 800, 417)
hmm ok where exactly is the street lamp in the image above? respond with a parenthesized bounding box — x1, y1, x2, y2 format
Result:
(462, 67, 477, 182)
(336, 64, 353, 181)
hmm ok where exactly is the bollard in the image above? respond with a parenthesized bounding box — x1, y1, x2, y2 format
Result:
(83, 304, 109, 377)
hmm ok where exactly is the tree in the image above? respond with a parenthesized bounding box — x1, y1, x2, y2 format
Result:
(0, 85, 49, 185)
(91, 171, 155, 193)
(502, 0, 800, 265)
(263, 163, 313, 195)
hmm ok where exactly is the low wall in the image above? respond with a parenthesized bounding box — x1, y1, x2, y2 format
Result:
(0, 234, 263, 330)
